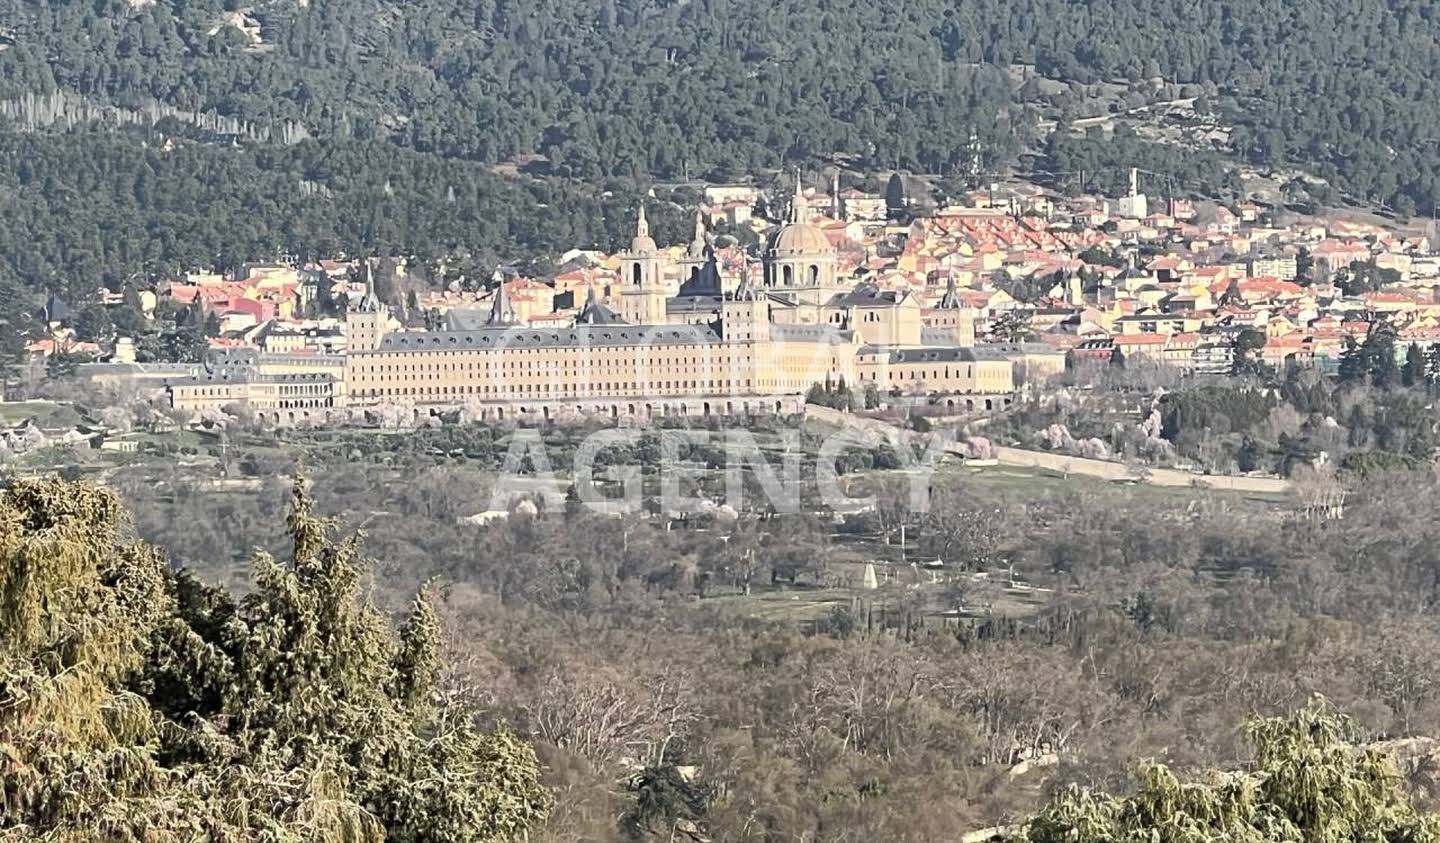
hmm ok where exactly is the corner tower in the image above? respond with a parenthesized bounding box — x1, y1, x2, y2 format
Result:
(927, 274, 976, 347)
(346, 260, 390, 352)
(721, 259, 769, 344)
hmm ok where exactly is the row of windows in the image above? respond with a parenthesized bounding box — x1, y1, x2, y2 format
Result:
(370, 341, 713, 356)
(357, 379, 757, 399)
(174, 397, 334, 410)
(356, 363, 740, 376)
(276, 383, 330, 396)
(179, 387, 242, 398)
(353, 352, 746, 370)
(859, 366, 1002, 382)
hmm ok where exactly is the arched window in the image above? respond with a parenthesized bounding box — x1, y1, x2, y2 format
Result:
(782, 265, 794, 286)
(809, 264, 820, 285)
(632, 263, 643, 285)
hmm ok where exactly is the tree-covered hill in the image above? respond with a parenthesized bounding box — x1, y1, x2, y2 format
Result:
(2, 0, 1440, 301)
(0, 131, 706, 303)
(4, 0, 1440, 203)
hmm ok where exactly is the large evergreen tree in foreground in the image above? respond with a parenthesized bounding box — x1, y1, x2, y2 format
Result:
(1022, 698, 1440, 842)
(0, 477, 548, 841)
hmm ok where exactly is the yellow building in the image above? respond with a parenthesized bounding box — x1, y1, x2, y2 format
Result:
(855, 346, 1014, 397)
(145, 187, 1069, 425)
(166, 371, 345, 424)
(338, 181, 1045, 421)
(345, 273, 853, 420)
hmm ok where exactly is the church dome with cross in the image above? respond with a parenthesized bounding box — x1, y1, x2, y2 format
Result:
(769, 176, 832, 257)
(764, 173, 838, 299)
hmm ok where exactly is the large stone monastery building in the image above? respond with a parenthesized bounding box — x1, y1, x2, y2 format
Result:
(165, 179, 1057, 423)
(340, 180, 1040, 422)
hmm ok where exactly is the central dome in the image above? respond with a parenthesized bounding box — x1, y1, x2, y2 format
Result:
(771, 221, 831, 255)
(769, 173, 832, 256)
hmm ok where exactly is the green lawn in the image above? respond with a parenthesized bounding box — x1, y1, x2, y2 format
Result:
(930, 461, 1290, 508)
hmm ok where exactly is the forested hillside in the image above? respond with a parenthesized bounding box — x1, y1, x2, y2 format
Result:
(0, 133, 697, 302)
(5, 0, 1439, 191)
(2, 0, 1440, 295)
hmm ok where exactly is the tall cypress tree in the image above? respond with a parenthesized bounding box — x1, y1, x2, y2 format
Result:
(1403, 342, 1426, 388)
(885, 173, 907, 220)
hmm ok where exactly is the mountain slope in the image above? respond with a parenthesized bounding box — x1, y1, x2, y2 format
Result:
(1, 0, 1439, 303)
(3, 0, 1438, 204)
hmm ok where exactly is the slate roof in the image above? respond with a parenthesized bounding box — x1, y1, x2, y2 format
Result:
(575, 287, 625, 325)
(367, 323, 723, 352)
(825, 282, 911, 308)
(168, 371, 339, 387)
(936, 276, 964, 309)
(769, 323, 855, 344)
(666, 296, 724, 314)
(860, 346, 980, 363)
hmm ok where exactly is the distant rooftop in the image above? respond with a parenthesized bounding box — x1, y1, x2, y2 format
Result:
(366, 324, 723, 352)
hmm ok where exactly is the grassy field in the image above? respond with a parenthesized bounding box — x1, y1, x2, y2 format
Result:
(932, 461, 1291, 508)
(0, 400, 62, 425)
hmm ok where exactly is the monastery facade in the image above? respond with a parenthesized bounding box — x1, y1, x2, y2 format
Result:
(167, 179, 1057, 423)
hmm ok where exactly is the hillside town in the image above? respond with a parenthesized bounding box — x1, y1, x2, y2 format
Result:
(16, 171, 1440, 428)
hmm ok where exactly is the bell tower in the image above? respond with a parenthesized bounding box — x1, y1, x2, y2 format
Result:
(618, 205, 669, 325)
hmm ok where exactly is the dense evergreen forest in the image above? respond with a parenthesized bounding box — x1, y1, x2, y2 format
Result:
(0, 132, 698, 301)
(1, 0, 1440, 299)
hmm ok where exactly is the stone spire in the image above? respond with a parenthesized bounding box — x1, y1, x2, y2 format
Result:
(937, 273, 963, 309)
(637, 204, 650, 238)
(357, 259, 383, 312)
(486, 280, 517, 326)
(686, 209, 709, 259)
(789, 170, 808, 224)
